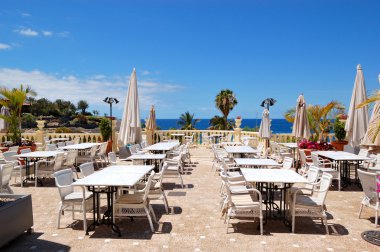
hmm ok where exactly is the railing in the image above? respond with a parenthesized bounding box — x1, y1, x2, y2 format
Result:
(0, 131, 336, 146)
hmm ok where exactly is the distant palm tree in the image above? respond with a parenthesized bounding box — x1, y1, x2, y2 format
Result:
(214, 89, 238, 129)
(208, 115, 234, 130)
(178, 111, 200, 130)
(0, 84, 37, 144)
(77, 100, 89, 115)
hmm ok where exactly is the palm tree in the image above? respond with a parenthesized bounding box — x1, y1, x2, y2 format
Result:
(284, 101, 344, 141)
(214, 89, 238, 129)
(357, 90, 380, 143)
(77, 100, 89, 115)
(209, 115, 235, 130)
(178, 111, 200, 130)
(0, 84, 37, 144)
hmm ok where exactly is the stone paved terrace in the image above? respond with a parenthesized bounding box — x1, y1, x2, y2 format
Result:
(2, 146, 379, 251)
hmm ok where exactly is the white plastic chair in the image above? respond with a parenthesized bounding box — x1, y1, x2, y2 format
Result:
(107, 152, 117, 165)
(3, 151, 24, 186)
(358, 169, 380, 227)
(35, 152, 65, 187)
(79, 162, 95, 177)
(46, 144, 58, 151)
(0, 163, 14, 194)
(113, 171, 157, 232)
(311, 153, 341, 191)
(54, 169, 93, 231)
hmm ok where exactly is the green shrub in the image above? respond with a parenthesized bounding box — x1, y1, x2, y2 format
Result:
(333, 119, 346, 141)
(99, 118, 111, 141)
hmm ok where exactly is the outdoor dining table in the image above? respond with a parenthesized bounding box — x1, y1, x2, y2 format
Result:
(314, 150, 372, 188)
(143, 142, 179, 154)
(278, 142, 299, 167)
(16, 150, 62, 186)
(241, 168, 308, 227)
(72, 165, 155, 236)
(224, 145, 259, 158)
(234, 158, 281, 168)
(58, 142, 100, 151)
(123, 154, 166, 172)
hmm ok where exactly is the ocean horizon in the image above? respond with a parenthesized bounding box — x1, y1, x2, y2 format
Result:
(150, 118, 292, 133)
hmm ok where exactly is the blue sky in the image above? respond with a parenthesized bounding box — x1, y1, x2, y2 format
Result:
(0, 0, 379, 119)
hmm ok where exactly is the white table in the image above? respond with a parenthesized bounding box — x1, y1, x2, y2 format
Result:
(59, 142, 100, 150)
(73, 165, 154, 236)
(234, 158, 281, 168)
(314, 151, 372, 188)
(124, 154, 166, 171)
(221, 142, 243, 146)
(224, 145, 259, 158)
(16, 151, 62, 186)
(50, 137, 69, 143)
(144, 142, 179, 153)
(278, 142, 298, 166)
(241, 168, 307, 223)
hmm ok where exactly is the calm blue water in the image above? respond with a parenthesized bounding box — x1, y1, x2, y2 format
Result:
(153, 119, 292, 133)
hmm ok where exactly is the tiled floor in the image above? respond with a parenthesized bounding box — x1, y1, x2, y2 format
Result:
(2, 146, 379, 251)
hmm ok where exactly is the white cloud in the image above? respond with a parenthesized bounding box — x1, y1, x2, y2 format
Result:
(42, 30, 53, 36)
(0, 43, 11, 50)
(21, 12, 31, 17)
(142, 70, 150, 76)
(0, 68, 183, 114)
(15, 28, 39, 36)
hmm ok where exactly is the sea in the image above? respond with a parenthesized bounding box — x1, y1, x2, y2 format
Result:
(154, 119, 292, 133)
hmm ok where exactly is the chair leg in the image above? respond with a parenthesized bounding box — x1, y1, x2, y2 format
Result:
(57, 204, 63, 228)
(292, 212, 296, 233)
(259, 216, 263, 235)
(323, 215, 329, 234)
(149, 204, 157, 223)
(178, 172, 184, 188)
(72, 205, 75, 220)
(226, 215, 230, 234)
(162, 192, 169, 214)
(358, 204, 364, 219)
(376, 209, 379, 227)
(144, 206, 155, 232)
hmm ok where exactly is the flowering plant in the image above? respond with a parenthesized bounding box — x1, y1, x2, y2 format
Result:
(236, 116, 241, 119)
(336, 113, 347, 120)
(298, 139, 333, 150)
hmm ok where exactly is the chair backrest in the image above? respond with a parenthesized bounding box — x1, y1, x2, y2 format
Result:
(65, 141, 74, 146)
(358, 169, 379, 205)
(1, 163, 14, 191)
(282, 157, 293, 170)
(142, 171, 155, 201)
(54, 169, 74, 200)
(44, 136, 50, 142)
(108, 152, 117, 165)
(57, 142, 65, 148)
(46, 144, 57, 151)
(20, 148, 31, 154)
(73, 137, 80, 144)
(298, 149, 308, 165)
(128, 145, 137, 154)
(315, 172, 333, 203)
(90, 145, 99, 158)
(65, 150, 78, 166)
(79, 162, 95, 177)
(3, 151, 18, 162)
(98, 142, 108, 155)
(54, 152, 65, 171)
(305, 165, 320, 190)
(311, 153, 320, 167)
(140, 141, 147, 149)
(358, 148, 369, 157)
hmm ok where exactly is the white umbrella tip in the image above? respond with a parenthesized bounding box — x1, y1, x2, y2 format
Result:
(357, 64, 362, 70)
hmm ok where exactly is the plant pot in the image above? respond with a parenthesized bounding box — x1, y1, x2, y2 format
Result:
(331, 141, 348, 151)
(0, 194, 33, 248)
(17, 144, 37, 154)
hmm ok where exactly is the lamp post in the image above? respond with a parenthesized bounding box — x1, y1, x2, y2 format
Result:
(103, 97, 119, 141)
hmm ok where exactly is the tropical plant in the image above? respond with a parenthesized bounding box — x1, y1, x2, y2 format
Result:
(284, 101, 344, 142)
(333, 119, 346, 141)
(99, 118, 112, 141)
(209, 115, 234, 130)
(178, 111, 200, 130)
(214, 89, 238, 129)
(0, 85, 37, 145)
(77, 100, 89, 115)
(357, 90, 380, 144)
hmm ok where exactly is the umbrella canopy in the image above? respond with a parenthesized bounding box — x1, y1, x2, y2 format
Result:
(259, 108, 271, 139)
(345, 64, 369, 147)
(0, 106, 10, 131)
(361, 102, 380, 146)
(146, 105, 156, 130)
(292, 94, 311, 139)
(118, 68, 142, 145)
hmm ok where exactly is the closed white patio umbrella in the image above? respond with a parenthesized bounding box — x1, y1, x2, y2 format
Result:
(292, 94, 311, 140)
(118, 68, 142, 145)
(345, 64, 369, 147)
(0, 106, 10, 132)
(259, 108, 271, 139)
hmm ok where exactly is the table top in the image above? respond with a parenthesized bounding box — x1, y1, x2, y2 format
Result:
(16, 150, 61, 158)
(126, 154, 166, 160)
(59, 142, 100, 150)
(234, 158, 281, 167)
(144, 142, 179, 151)
(171, 133, 185, 136)
(241, 168, 308, 183)
(224, 146, 259, 154)
(314, 151, 372, 161)
(278, 143, 298, 148)
(50, 138, 69, 142)
(73, 165, 154, 187)
(221, 142, 243, 146)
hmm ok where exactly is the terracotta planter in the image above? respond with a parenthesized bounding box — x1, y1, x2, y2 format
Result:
(17, 144, 37, 154)
(331, 141, 348, 151)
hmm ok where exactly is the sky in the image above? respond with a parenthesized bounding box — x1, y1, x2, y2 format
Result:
(0, 0, 379, 120)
